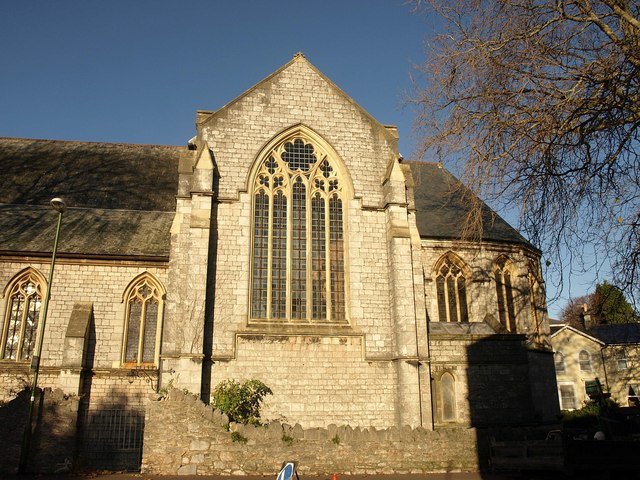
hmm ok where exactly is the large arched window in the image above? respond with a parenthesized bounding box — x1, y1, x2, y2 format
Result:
(250, 133, 347, 324)
(494, 256, 516, 332)
(1, 269, 45, 361)
(122, 274, 165, 367)
(434, 253, 469, 323)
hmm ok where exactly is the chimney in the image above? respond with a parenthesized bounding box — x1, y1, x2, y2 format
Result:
(581, 303, 596, 330)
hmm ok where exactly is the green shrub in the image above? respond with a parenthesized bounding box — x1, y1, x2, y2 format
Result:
(231, 431, 248, 443)
(282, 434, 294, 446)
(211, 379, 272, 425)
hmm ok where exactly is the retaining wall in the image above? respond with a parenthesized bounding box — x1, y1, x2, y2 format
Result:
(142, 389, 481, 476)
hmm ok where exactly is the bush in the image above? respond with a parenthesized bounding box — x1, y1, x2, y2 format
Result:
(211, 379, 272, 425)
(561, 398, 619, 428)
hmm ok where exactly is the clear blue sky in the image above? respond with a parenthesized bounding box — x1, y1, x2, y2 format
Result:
(0, 0, 430, 157)
(1, 0, 584, 317)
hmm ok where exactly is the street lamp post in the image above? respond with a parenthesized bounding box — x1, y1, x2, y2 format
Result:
(18, 197, 66, 474)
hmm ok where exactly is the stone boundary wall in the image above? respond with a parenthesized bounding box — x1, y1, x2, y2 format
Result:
(142, 390, 481, 476)
(0, 388, 78, 474)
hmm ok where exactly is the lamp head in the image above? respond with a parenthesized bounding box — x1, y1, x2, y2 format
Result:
(50, 197, 67, 213)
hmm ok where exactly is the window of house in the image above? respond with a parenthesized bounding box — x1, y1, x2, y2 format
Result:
(250, 135, 347, 324)
(122, 274, 165, 366)
(435, 254, 469, 323)
(494, 256, 516, 331)
(628, 385, 639, 407)
(1, 270, 44, 361)
(554, 351, 565, 373)
(579, 350, 592, 371)
(439, 372, 457, 422)
(616, 350, 628, 370)
(559, 384, 577, 410)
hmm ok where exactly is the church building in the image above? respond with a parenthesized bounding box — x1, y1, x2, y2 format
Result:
(0, 54, 559, 441)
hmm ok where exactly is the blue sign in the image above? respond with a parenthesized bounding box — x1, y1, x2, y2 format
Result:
(276, 462, 298, 480)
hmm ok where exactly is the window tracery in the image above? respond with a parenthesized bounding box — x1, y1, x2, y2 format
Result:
(122, 274, 165, 366)
(1, 269, 44, 361)
(435, 253, 469, 323)
(494, 256, 516, 332)
(250, 135, 347, 323)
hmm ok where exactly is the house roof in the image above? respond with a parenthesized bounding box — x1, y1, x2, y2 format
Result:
(406, 161, 535, 249)
(588, 323, 640, 345)
(0, 137, 187, 259)
(550, 325, 606, 346)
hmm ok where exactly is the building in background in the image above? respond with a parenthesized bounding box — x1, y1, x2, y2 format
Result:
(551, 322, 640, 410)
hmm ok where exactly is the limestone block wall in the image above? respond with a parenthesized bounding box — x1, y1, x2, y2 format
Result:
(210, 335, 398, 428)
(429, 334, 535, 426)
(420, 239, 546, 334)
(198, 56, 397, 209)
(0, 259, 168, 406)
(142, 389, 481, 476)
(0, 388, 79, 474)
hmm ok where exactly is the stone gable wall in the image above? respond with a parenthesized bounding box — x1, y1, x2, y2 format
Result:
(142, 389, 480, 476)
(200, 58, 396, 207)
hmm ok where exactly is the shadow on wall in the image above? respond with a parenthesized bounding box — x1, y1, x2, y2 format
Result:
(201, 167, 220, 404)
(465, 336, 560, 477)
(75, 388, 146, 473)
(0, 387, 79, 475)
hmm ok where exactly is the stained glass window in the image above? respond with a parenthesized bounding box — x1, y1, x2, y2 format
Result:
(250, 136, 347, 323)
(1, 271, 43, 361)
(123, 275, 164, 366)
(435, 255, 469, 323)
(494, 257, 516, 332)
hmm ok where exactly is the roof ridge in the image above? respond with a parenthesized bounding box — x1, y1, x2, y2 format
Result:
(0, 136, 186, 149)
(0, 203, 175, 214)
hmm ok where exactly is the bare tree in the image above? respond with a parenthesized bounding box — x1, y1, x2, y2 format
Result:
(411, 0, 640, 302)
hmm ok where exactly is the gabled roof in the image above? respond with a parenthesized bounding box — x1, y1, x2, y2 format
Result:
(550, 325, 606, 346)
(589, 323, 640, 345)
(196, 53, 398, 145)
(0, 137, 185, 210)
(406, 161, 535, 249)
(0, 137, 187, 259)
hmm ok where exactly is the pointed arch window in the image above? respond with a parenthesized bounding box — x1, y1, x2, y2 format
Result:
(527, 262, 545, 341)
(250, 135, 347, 324)
(435, 254, 469, 323)
(122, 274, 165, 366)
(494, 256, 516, 332)
(1, 270, 44, 361)
(438, 372, 457, 422)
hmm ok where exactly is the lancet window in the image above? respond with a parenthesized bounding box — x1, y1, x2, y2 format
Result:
(435, 254, 469, 323)
(494, 256, 517, 332)
(1, 270, 44, 361)
(122, 274, 165, 366)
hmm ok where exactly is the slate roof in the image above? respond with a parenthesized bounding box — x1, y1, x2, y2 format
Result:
(0, 137, 188, 259)
(589, 323, 640, 345)
(406, 161, 535, 249)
